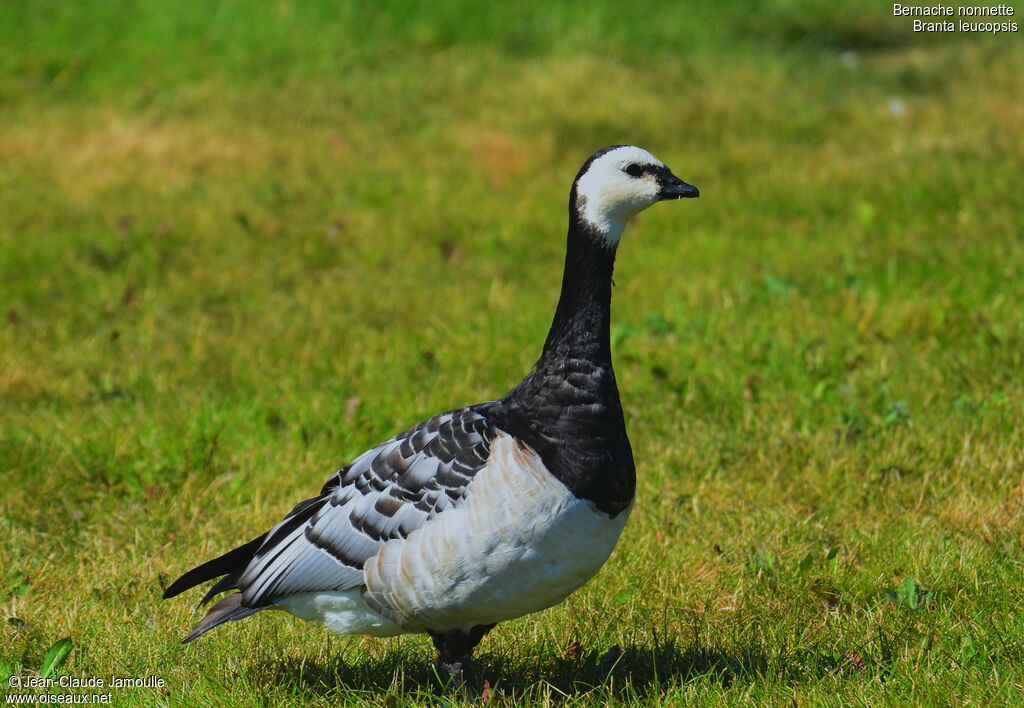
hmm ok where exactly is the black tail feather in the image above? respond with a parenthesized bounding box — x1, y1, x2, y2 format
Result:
(181, 593, 265, 643)
(163, 535, 264, 601)
(199, 574, 240, 606)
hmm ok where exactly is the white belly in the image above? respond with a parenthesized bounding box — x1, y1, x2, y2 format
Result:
(278, 589, 404, 637)
(362, 433, 632, 632)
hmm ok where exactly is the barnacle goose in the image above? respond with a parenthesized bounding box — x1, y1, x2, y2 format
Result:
(163, 145, 699, 683)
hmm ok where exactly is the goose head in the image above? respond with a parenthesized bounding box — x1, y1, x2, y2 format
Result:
(571, 145, 698, 247)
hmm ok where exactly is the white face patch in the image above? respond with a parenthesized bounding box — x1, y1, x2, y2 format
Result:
(574, 146, 667, 247)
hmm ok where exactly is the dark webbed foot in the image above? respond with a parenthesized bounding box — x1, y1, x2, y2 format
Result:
(438, 657, 470, 690)
(428, 623, 496, 690)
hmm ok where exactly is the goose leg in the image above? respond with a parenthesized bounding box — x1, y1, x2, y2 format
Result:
(428, 623, 496, 689)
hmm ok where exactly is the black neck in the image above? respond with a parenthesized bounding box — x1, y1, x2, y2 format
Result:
(539, 206, 617, 365)
(495, 191, 635, 518)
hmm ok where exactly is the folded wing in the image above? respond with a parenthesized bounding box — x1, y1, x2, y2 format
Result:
(164, 404, 498, 640)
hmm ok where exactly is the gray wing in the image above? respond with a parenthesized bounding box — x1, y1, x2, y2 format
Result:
(237, 405, 497, 607)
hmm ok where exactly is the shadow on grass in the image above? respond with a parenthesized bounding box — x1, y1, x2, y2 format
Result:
(254, 640, 815, 701)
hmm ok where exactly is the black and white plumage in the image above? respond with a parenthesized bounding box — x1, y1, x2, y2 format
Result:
(164, 145, 698, 680)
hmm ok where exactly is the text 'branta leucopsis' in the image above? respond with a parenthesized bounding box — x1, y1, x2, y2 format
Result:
(163, 145, 699, 683)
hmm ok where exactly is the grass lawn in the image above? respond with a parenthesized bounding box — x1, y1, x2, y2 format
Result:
(2, 1, 1022, 704)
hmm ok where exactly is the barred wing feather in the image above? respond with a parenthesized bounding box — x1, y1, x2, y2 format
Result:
(237, 406, 496, 607)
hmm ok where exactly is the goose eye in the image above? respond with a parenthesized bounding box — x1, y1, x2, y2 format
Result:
(623, 164, 643, 178)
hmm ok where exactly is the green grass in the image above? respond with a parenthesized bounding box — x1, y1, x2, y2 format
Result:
(2, 0, 1023, 704)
